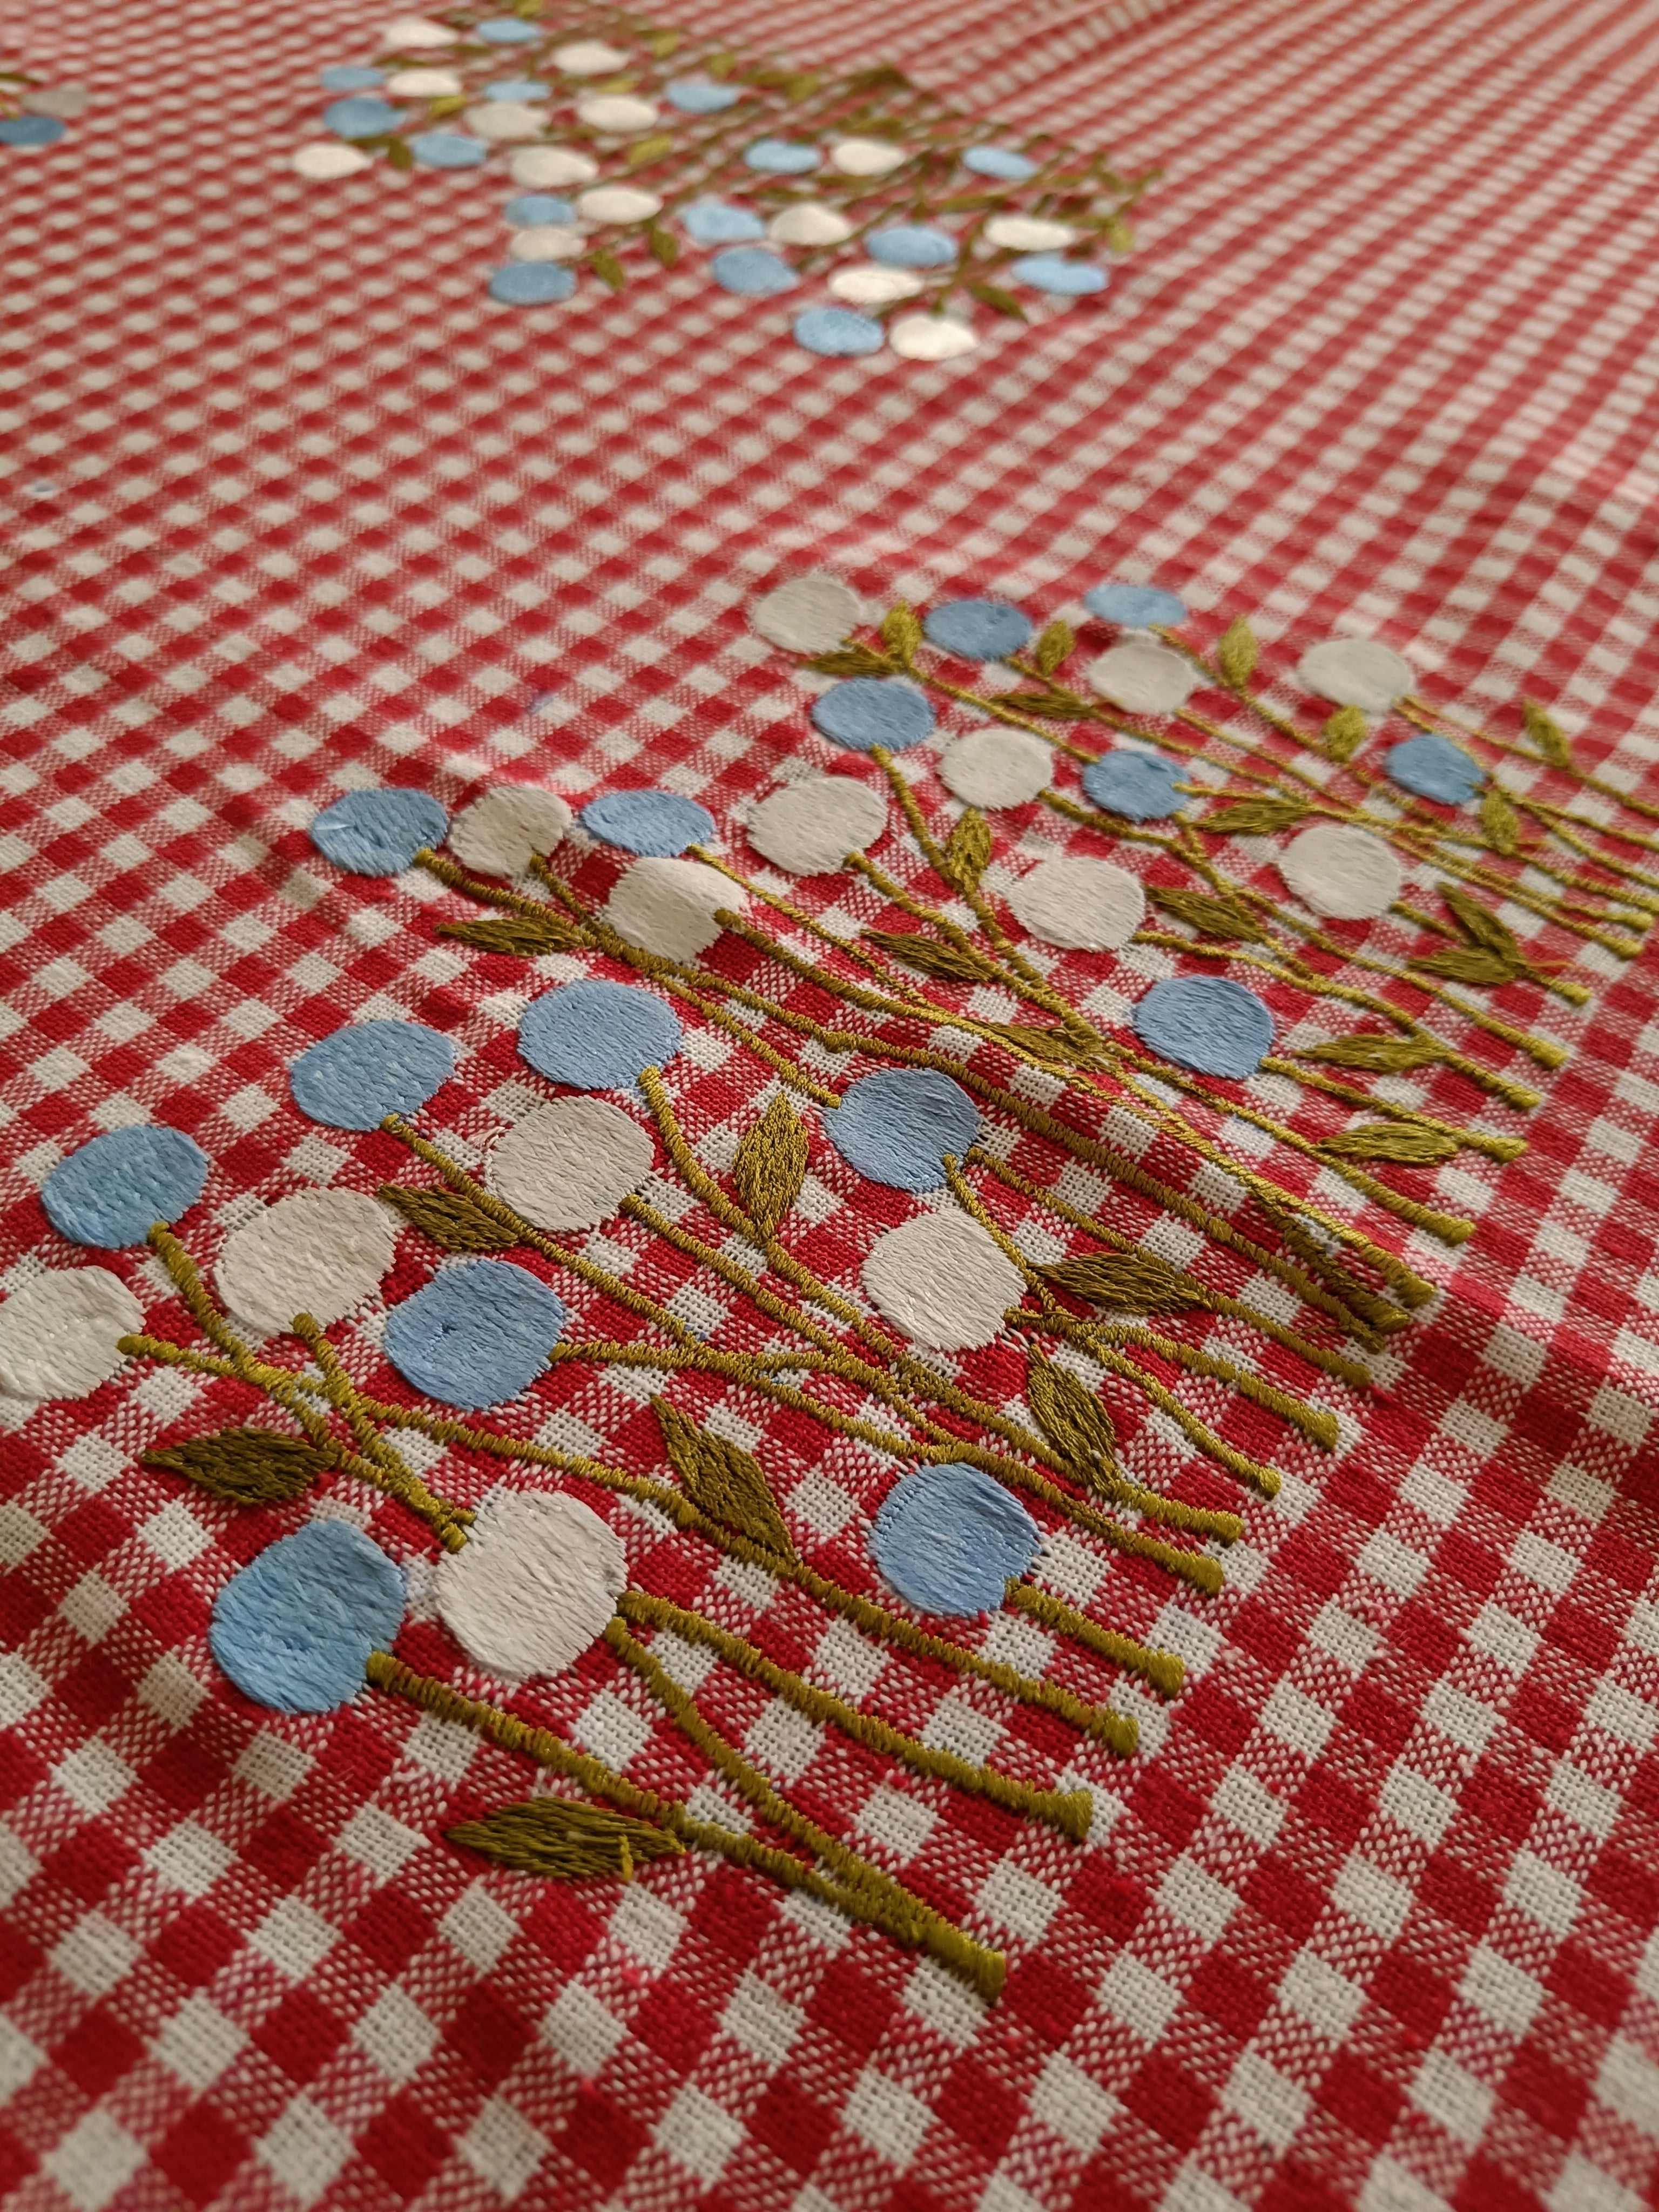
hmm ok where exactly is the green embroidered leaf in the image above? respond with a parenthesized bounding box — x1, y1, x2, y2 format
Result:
(385, 137, 414, 170)
(1317, 1124, 1460, 1164)
(981, 1022, 1102, 1065)
(654, 1399, 796, 1560)
(967, 280, 1028, 320)
(1410, 945, 1519, 987)
(1148, 886, 1266, 941)
(144, 1427, 330, 1506)
(426, 94, 468, 120)
(941, 808, 993, 893)
(1040, 1251, 1213, 1314)
(646, 222, 679, 267)
(590, 250, 627, 291)
(379, 1184, 520, 1252)
(733, 1095, 807, 1237)
(807, 643, 893, 678)
(1215, 617, 1258, 687)
(436, 912, 584, 955)
(1295, 1033, 1447, 1072)
(1442, 884, 1522, 963)
(1102, 213, 1134, 254)
(626, 134, 675, 168)
(1026, 1352, 1120, 1494)
(1480, 787, 1520, 857)
(1323, 705, 1367, 763)
(864, 929, 997, 983)
(1034, 619, 1074, 676)
(449, 1798, 684, 1880)
(938, 192, 1011, 213)
(879, 603, 923, 666)
(644, 28, 683, 57)
(1522, 697, 1572, 768)
(1202, 797, 1309, 836)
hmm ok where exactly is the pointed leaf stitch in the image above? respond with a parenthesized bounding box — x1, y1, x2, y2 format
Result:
(1442, 884, 1523, 964)
(448, 1798, 684, 1880)
(144, 1428, 331, 1506)
(1202, 797, 1309, 837)
(880, 603, 923, 666)
(1040, 1251, 1213, 1314)
(1034, 619, 1075, 677)
(653, 1399, 797, 1559)
(379, 1185, 520, 1252)
(733, 1095, 808, 1237)
(437, 913, 584, 955)
(1522, 698, 1572, 768)
(1026, 1352, 1120, 1494)
(941, 809, 993, 893)
(1410, 945, 1519, 987)
(807, 644, 894, 678)
(864, 930, 998, 983)
(1215, 617, 1259, 688)
(1323, 705, 1367, 763)
(1148, 886, 1267, 941)
(1480, 787, 1520, 857)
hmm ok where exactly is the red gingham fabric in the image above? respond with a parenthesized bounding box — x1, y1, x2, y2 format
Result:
(4, 1, 1659, 2208)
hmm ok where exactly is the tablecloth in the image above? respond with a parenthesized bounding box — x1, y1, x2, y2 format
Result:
(3, 2, 1659, 2209)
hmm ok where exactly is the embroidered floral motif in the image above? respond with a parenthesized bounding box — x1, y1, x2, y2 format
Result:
(294, 8, 1154, 353)
(0, 65, 85, 148)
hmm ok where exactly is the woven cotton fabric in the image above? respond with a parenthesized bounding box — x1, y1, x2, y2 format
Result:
(4, 2, 1659, 2209)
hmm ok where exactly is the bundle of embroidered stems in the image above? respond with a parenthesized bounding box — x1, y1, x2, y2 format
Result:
(10, 574, 1646, 2000)
(294, 3, 1154, 355)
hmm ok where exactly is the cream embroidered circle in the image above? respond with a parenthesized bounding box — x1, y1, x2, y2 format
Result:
(487, 1097, 654, 1231)
(575, 97, 658, 136)
(215, 1190, 396, 1338)
(577, 184, 663, 224)
(862, 1213, 1023, 1350)
(749, 572, 863, 653)
(890, 315, 979, 360)
(1278, 821, 1404, 920)
(0, 1270, 144, 1400)
(1006, 855, 1145, 950)
(827, 266, 926, 305)
(449, 786, 573, 876)
(1085, 639, 1195, 714)
(436, 1488, 628, 1681)
(768, 204, 853, 246)
(293, 143, 373, 179)
(1297, 637, 1417, 711)
(985, 215, 1075, 251)
(746, 777, 887, 874)
(510, 146, 599, 187)
(601, 857, 743, 961)
(829, 138, 907, 175)
(463, 102, 547, 143)
(939, 729, 1052, 808)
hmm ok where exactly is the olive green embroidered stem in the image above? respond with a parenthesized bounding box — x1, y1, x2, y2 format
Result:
(618, 1590, 1116, 1811)
(1255, 1060, 1525, 1162)
(118, 1317, 1133, 1744)
(437, 847, 1390, 1338)
(1004, 1585, 1185, 1699)
(968, 1150, 1371, 1382)
(290, 1314, 472, 1550)
(604, 1618, 1009, 2000)
(942, 1160, 1280, 1503)
(873, 747, 1057, 992)
(382, 1116, 695, 1344)
(365, 1655, 962, 1977)
(141, 1230, 470, 1548)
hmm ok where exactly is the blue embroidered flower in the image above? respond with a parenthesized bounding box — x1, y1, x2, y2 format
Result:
(1081, 749, 1186, 821)
(0, 116, 66, 147)
(579, 790, 715, 857)
(319, 66, 387, 91)
(666, 80, 741, 112)
(1084, 582, 1187, 628)
(822, 1069, 980, 1192)
(811, 678, 934, 753)
(324, 95, 399, 139)
(1009, 254, 1107, 294)
(211, 1521, 405, 1714)
(409, 130, 489, 168)
(383, 1260, 568, 1409)
(871, 1463, 1041, 1615)
(922, 599, 1034, 659)
(503, 193, 576, 227)
(682, 200, 766, 245)
(43, 1127, 211, 1249)
(794, 307, 884, 356)
(1132, 976, 1273, 1078)
(710, 246, 799, 296)
(289, 1022, 456, 1131)
(962, 146, 1037, 182)
(867, 225, 956, 268)
(483, 77, 548, 99)
(743, 139, 820, 173)
(518, 979, 682, 1090)
(1385, 733, 1484, 806)
(311, 788, 447, 874)
(476, 16, 542, 41)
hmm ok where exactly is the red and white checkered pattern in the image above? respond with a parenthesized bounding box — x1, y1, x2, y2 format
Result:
(4, 0, 1659, 2206)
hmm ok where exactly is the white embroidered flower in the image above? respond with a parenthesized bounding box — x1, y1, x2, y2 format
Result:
(576, 95, 658, 134)
(552, 39, 630, 75)
(510, 145, 599, 187)
(0, 1270, 143, 1400)
(577, 184, 663, 224)
(436, 1489, 627, 1681)
(829, 137, 907, 175)
(385, 68, 461, 96)
(379, 17, 456, 48)
(602, 858, 745, 962)
(984, 215, 1075, 251)
(891, 315, 978, 360)
(215, 1190, 396, 1338)
(293, 143, 373, 179)
(768, 203, 853, 246)
(463, 102, 547, 144)
(1297, 637, 1417, 711)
